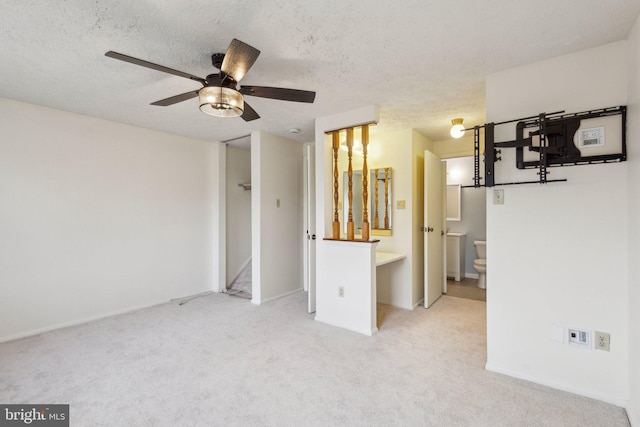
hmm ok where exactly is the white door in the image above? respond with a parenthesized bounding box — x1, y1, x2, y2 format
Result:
(303, 144, 316, 313)
(441, 164, 447, 295)
(424, 150, 444, 308)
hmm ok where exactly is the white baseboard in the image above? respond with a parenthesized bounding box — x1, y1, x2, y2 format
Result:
(170, 291, 214, 304)
(0, 296, 174, 343)
(627, 405, 638, 426)
(465, 272, 479, 279)
(1, 289, 216, 343)
(251, 287, 303, 305)
(485, 362, 628, 408)
(314, 314, 378, 336)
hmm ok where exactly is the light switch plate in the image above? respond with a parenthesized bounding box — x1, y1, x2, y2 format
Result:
(551, 324, 564, 343)
(493, 189, 504, 205)
(397, 200, 406, 209)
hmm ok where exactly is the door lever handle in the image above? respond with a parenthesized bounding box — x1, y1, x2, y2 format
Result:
(427, 227, 434, 232)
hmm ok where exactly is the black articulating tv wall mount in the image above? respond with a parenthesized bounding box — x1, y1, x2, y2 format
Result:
(470, 106, 626, 187)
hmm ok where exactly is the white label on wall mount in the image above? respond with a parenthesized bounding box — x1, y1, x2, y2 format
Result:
(578, 127, 605, 148)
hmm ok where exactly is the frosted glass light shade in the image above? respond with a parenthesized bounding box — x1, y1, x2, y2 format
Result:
(450, 118, 465, 138)
(199, 86, 244, 117)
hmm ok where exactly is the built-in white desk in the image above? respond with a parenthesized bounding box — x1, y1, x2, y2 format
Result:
(315, 242, 407, 336)
(375, 251, 406, 309)
(375, 251, 406, 266)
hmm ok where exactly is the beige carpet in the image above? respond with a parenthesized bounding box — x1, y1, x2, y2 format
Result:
(0, 292, 629, 426)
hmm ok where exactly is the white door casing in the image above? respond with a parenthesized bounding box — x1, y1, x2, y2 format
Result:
(303, 144, 317, 313)
(441, 164, 447, 295)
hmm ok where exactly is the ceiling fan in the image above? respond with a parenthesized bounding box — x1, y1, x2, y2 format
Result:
(105, 39, 316, 121)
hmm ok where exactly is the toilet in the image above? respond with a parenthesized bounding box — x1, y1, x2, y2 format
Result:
(473, 240, 487, 289)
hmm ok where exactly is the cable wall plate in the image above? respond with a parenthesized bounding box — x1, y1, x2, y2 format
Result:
(568, 328, 591, 349)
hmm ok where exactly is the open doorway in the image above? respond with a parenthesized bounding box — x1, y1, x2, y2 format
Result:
(443, 156, 487, 302)
(225, 138, 252, 299)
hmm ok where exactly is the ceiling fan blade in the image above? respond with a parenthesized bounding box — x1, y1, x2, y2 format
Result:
(241, 102, 260, 122)
(151, 90, 200, 106)
(220, 39, 260, 83)
(105, 51, 206, 85)
(240, 86, 316, 103)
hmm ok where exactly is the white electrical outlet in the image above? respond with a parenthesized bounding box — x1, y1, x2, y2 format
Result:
(338, 286, 344, 298)
(594, 331, 610, 351)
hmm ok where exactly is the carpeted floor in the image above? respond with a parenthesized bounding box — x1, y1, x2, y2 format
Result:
(227, 260, 252, 299)
(0, 292, 630, 426)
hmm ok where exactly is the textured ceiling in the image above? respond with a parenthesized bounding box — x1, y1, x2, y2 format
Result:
(1, 1, 639, 145)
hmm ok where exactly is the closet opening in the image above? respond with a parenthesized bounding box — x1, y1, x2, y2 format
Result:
(225, 137, 252, 300)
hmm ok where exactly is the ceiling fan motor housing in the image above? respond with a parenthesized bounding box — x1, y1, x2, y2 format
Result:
(211, 53, 225, 70)
(205, 73, 237, 88)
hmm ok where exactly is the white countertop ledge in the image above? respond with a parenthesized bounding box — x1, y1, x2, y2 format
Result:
(376, 251, 406, 266)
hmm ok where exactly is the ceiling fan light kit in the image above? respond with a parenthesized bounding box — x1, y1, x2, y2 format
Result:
(199, 86, 244, 117)
(105, 38, 316, 122)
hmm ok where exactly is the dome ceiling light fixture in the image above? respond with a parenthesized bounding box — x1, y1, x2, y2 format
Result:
(450, 118, 465, 139)
(199, 85, 244, 118)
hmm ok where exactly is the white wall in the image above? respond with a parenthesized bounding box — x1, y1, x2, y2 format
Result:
(316, 240, 378, 335)
(485, 41, 629, 405)
(329, 128, 432, 310)
(367, 129, 434, 309)
(313, 108, 432, 332)
(445, 156, 486, 277)
(626, 13, 640, 426)
(251, 132, 303, 304)
(369, 129, 414, 309)
(225, 146, 252, 286)
(0, 98, 223, 342)
(433, 135, 477, 159)
(314, 106, 382, 332)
